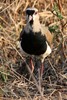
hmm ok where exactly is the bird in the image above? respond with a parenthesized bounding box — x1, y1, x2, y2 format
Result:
(19, 7, 53, 77)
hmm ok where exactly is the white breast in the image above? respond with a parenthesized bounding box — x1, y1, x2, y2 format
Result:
(41, 42, 52, 62)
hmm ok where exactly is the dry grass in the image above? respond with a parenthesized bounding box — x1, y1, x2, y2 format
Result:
(0, 0, 67, 100)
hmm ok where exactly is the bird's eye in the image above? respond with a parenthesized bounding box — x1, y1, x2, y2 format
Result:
(34, 12, 37, 15)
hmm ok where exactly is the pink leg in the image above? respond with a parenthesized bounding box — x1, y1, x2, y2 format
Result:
(40, 63, 44, 77)
(30, 57, 34, 73)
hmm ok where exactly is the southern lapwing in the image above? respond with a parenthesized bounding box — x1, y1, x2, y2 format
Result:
(19, 7, 53, 76)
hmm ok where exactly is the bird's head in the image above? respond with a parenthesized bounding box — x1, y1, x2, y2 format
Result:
(26, 7, 39, 25)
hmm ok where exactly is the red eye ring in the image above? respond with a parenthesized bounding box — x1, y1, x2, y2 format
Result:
(35, 12, 37, 15)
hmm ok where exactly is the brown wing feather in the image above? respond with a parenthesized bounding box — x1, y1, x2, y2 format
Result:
(41, 25, 53, 46)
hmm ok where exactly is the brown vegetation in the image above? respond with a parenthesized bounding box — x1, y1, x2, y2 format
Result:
(0, 0, 67, 100)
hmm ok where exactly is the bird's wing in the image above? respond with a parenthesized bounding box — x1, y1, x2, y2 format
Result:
(41, 25, 53, 46)
(19, 27, 24, 41)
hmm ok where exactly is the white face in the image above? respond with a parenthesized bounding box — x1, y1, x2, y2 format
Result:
(26, 8, 39, 23)
(32, 12, 39, 21)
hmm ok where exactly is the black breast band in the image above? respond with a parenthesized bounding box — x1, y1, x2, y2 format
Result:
(21, 31, 47, 56)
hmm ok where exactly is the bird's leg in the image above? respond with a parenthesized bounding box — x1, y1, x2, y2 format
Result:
(40, 62, 44, 79)
(30, 57, 34, 73)
(38, 62, 44, 90)
(29, 57, 34, 81)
